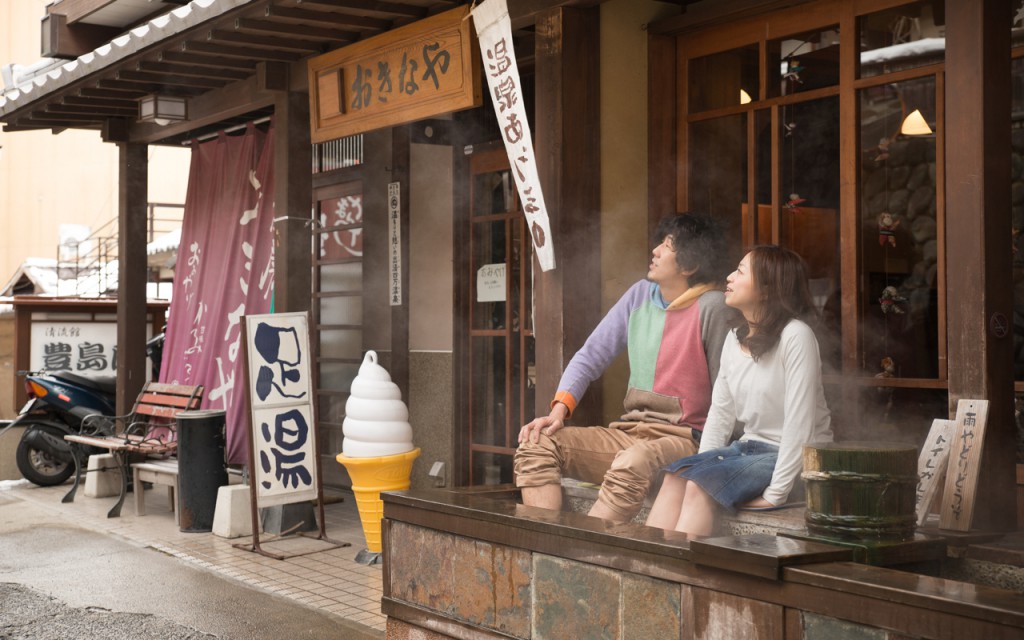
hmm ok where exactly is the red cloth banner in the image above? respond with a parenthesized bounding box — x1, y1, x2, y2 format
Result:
(160, 123, 276, 464)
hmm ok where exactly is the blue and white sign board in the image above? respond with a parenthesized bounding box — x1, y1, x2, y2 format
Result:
(244, 312, 318, 508)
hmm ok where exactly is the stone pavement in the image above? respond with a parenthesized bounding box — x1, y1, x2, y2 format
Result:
(0, 478, 385, 638)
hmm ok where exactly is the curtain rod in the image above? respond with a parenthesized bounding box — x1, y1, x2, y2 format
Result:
(180, 116, 272, 146)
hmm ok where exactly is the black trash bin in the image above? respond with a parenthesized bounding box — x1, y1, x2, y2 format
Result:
(176, 409, 228, 532)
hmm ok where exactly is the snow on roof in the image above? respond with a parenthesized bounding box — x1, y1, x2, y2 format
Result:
(860, 38, 946, 65)
(0, 0, 235, 112)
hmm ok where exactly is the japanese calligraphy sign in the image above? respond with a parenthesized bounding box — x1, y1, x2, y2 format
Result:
(30, 322, 118, 373)
(473, 0, 556, 271)
(307, 6, 482, 143)
(388, 182, 402, 307)
(940, 399, 989, 531)
(915, 418, 954, 525)
(244, 312, 318, 508)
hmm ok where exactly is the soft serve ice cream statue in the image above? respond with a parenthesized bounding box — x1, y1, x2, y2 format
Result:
(342, 351, 415, 457)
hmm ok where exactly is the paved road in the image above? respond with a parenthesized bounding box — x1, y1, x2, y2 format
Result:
(0, 493, 382, 640)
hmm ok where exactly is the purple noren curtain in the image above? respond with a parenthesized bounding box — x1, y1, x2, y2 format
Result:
(160, 122, 276, 465)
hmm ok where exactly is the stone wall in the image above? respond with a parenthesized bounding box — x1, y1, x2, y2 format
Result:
(382, 489, 1024, 640)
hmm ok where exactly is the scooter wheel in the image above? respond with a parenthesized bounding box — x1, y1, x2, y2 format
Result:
(16, 424, 75, 486)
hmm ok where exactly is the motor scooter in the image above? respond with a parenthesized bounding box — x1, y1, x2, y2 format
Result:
(0, 333, 164, 486)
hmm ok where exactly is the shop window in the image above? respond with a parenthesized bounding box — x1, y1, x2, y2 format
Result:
(688, 45, 759, 112)
(858, 1, 945, 79)
(767, 26, 840, 98)
(1012, 56, 1024, 383)
(859, 77, 938, 380)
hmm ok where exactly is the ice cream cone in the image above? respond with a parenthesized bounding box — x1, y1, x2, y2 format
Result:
(336, 448, 421, 553)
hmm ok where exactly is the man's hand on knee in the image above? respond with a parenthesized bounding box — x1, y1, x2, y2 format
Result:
(518, 403, 569, 444)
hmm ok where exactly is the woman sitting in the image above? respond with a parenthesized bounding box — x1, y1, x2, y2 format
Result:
(645, 245, 832, 537)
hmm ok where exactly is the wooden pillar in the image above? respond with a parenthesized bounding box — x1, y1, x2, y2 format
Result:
(945, 0, 1015, 532)
(648, 32, 676, 240)
(117, 142, 148, 416)
(272, 90, 312, 314)
(533, 6, 601, 425)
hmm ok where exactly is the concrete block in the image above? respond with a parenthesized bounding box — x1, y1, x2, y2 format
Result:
(213, 484, 254, 538)
(84, 454, 121, 498)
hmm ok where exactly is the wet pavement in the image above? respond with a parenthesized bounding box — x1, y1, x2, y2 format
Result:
(0, 480, 385, 639)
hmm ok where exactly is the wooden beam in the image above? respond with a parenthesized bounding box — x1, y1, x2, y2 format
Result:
(264, 5, 390, 31)
(117, 143, 149, 416)
(206, 29, 322, 53)
(181, 40, 303, 62)
(137, 61, 251, 82)
(944, 0, 1015, 532)
(44, 0, 119, 24)
(115, 69, 228, 90)
(234, 18, 355, 43)
(158, 50, 258, 70)
(41, 13, 119, 60)
(532, 6, 602, 425)
(295, 0, 427, 20)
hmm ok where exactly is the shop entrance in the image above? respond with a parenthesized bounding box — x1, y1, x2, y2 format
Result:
(459, 142, 536, 486)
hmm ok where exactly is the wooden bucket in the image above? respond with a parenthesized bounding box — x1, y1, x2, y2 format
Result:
(801, 442, 918, 542)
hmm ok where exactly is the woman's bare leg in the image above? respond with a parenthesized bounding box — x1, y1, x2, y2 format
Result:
(645, 474, 688, 530)
(675, 481, 717, 537)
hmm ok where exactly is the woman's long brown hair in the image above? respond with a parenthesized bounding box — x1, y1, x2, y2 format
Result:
(736, 245, 818, 361)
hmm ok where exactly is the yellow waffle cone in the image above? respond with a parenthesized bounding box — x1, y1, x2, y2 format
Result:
(336, 448, 420, 552)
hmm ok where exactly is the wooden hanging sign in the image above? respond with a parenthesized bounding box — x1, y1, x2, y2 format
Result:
(939, 399, 989, 532)
(307, 5, 482, 143)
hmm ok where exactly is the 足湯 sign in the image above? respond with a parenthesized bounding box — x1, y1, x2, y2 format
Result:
(307, 6, 481, 143)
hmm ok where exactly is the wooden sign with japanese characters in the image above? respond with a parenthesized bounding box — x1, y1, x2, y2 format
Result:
(939, 399, 989, 531)
(243, 312, 318, 508)
(308, 6, 481, 143)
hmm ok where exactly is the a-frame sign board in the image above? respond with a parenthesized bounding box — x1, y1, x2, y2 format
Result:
(235, 311, 347, 559)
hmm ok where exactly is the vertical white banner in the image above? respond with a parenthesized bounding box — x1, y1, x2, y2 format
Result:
(388, 181, 402, 306)
(472, 0, 556, 271)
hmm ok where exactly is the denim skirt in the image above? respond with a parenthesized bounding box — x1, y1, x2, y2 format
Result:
(665, 439, 779, 511)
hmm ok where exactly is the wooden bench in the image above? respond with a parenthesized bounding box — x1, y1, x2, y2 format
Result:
(63, 382, 203, 518)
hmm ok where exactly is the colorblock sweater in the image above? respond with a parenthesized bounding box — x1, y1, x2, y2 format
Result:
(553, 281, 731, 429)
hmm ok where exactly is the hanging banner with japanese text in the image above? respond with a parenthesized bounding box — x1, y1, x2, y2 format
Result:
(472, 0, 556, 271)
(307, 6, 482, 143)
(243, 312, 318, 508)
(160, 124, 276, 466)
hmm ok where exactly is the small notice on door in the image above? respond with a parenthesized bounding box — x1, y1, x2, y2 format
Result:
(476, 263, 506, 302)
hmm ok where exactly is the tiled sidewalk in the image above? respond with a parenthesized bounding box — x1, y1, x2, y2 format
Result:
(1, 479, 385, 634)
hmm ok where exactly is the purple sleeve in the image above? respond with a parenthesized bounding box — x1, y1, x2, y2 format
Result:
(555, 281, 650, 408)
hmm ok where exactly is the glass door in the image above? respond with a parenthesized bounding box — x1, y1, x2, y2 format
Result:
(313, 180, 363, 487)
(465, 144, 535, 485)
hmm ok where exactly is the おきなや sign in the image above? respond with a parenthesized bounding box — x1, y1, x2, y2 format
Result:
(244, 312, 319, 508)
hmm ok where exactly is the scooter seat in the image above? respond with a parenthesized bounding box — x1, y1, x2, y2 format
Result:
(56, 372, 118, 396)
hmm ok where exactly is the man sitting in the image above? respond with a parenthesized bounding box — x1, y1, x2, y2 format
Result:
(514, 212, 735, 524)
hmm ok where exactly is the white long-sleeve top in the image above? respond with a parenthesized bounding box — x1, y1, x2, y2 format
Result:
(698, 319, 833, 505)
